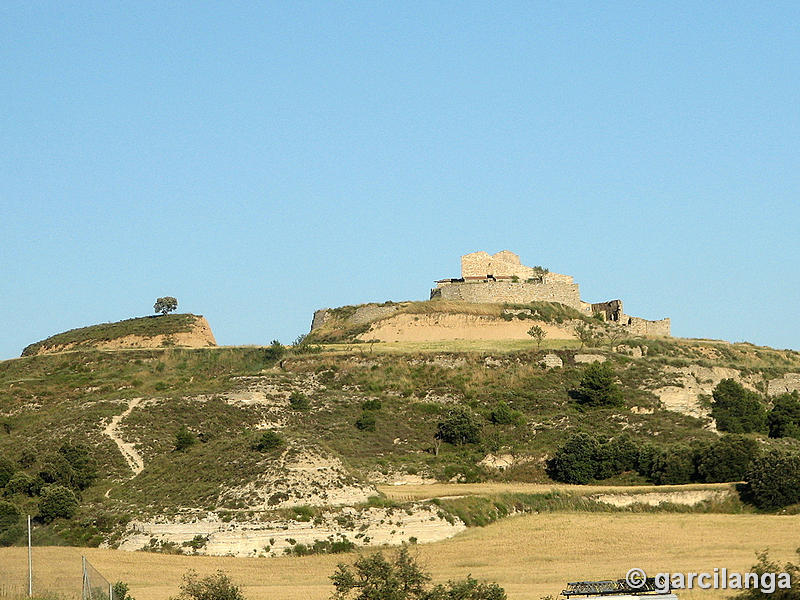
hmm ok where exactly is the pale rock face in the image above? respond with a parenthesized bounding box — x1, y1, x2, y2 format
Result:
(117, 504, 465, 557)
(540, 353, 564, 368)
(574, 354, 606, 364)
(478, 453, 515, 471)
(650, 365, 761, 426)
(592, 490, 731, 508)
(767, 373, 800, 396)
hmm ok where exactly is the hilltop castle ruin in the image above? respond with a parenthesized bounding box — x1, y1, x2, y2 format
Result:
(431, 250, 670, 336)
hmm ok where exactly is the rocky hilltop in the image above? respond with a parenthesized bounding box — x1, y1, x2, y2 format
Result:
(21, 313, 216, 356)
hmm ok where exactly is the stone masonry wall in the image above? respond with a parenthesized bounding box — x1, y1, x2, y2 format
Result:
(434, 280, 583, 310)
(623, 316, 671, 337)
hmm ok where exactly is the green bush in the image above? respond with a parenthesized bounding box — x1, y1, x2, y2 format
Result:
(251, 431, 285, 452)
(547, 433, 600, 484)
(4, 471, 39, 497)
(745, 449, 800, 509)
(38, 485, 78, 523)
(594, 434, 640, 480)
(569, 363, 623, 408)
(58, 442, 96, 490)
(172, 570, 245, 600)
(0, 500, 21, 531)
(711, 379, 767, 434)
(355, 411, 377, 432)
(113, 581, 136, 600)
(0, 457, 16, 488)
(361, 398, 382, 411)
(735, 548, 800, 600)
(38, 453, 74, 487)
(289, 392, 311, 411)
(488, 401, 523, 426)
(650, 445, 695, 485)
(768, 392, 800, 440)
(427, 575, 507, 600)
(697, 435, 758, 483)
(174, 427, 197, 452)
(435, 407, 482, 445)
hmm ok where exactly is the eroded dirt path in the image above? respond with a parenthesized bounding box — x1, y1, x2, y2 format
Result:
(103, 398, 144, 476)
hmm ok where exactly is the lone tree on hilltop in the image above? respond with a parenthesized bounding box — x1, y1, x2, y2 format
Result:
(527, 325, 546, 350)
(154, 296, 178, 315)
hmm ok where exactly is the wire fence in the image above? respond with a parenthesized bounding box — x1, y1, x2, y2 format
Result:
(82, 558, 115, 600)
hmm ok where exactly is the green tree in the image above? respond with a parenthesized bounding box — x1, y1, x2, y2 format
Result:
(569, 363, 623, 408)
(547, 433, 600, 484)
(574, 323, 601, 350)
(331, 548, 430, 600)
(171, 570, 245, 600)
(113, 581, 136, 600)
(330, 547, 506, 600)
(527, 325, 546, 350)
(264, 340, 285, 361)
(745, 449, 800, 509)
(435, 407, 482, 445)
(697, 434, 758, 483)
(174, 426, 197, 452)
(154, 296, 178, 315)
(711, 379, 767, 434)
(768, 392, 800, 440)
(38, 485, 78, 523)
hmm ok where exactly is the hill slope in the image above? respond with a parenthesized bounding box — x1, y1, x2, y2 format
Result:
(21, 314, 216, 356)
(1, 335, 799, 555)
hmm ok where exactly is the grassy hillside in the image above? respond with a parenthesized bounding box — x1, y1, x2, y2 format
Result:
(21, 314, 206, 356)
(0, 336, 799, 549)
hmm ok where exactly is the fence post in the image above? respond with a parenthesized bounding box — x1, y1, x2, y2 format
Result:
(27, 515, 32, 598)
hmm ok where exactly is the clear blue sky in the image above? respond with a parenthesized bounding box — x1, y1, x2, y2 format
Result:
(2, 2, 799, 360)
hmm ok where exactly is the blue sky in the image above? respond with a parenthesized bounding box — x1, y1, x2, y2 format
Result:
(2, 2, 799, 360)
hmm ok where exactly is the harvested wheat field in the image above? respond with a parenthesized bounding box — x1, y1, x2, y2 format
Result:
(1, 512, 797, 600)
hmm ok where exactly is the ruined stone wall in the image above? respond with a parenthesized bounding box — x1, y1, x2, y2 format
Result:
(349, 304, 401, 325)
(623, 316, 671, 337)
(462, 251, 536, 279)
(592, 300, 624, 322)
(434, 280, 582, 309)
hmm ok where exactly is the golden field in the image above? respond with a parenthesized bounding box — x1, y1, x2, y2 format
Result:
(1, 512, 797, 600)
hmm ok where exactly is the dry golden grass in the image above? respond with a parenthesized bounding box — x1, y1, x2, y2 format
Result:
(2, 512, 797, 600)
(377, 482, 736, 501)
(398, 301, 505, 317)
